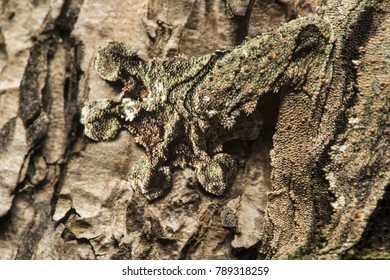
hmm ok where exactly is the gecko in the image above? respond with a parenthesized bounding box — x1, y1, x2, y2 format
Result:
(80, 16, 333, 200)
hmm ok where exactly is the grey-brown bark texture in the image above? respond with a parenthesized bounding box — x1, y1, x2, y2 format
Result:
(0, 0, 388, 260)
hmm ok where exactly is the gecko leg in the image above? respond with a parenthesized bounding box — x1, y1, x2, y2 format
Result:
(130, 156, 172, 201)
(196, 153, 238, 196)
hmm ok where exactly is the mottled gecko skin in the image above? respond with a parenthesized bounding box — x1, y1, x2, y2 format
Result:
(80, 16, 334, 200)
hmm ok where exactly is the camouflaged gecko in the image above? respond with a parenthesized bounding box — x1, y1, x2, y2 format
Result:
(80, 16, 334, 200)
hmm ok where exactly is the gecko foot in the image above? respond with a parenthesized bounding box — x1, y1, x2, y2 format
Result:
(80, 99, 121, 141)
(130, 157, 172, 201)
(196, 153, 238, 196)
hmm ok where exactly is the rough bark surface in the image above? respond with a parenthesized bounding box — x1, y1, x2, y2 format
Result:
(0, 0, 388, 260)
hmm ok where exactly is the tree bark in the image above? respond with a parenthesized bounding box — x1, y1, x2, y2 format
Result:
(0, 0, 388, 260)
